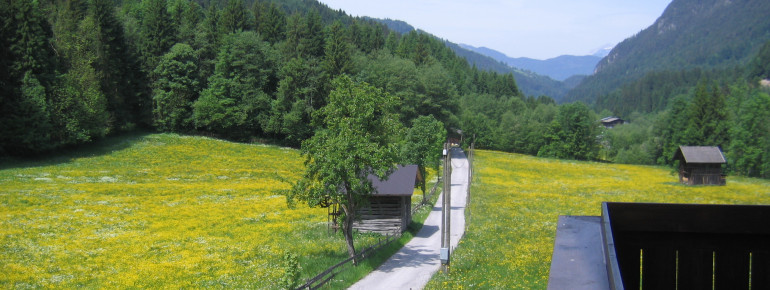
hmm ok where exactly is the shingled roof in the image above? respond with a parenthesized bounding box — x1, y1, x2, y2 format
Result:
(675, 146, 726, 164)
(368, 165, 418, 196)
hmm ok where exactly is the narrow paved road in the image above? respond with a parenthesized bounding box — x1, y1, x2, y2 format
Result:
(350, 147, 469, 290)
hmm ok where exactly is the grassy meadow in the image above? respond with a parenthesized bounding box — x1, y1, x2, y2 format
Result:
(0, 133, 393, 288)
(427, 150, 770, 289)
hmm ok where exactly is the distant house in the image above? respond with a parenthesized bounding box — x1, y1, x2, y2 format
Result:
(600, 116, 625, 128)
(353, 165, 419, 234)
(673, 146, 726, 185)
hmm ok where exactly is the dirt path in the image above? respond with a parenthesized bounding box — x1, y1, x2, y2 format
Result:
(350, 147, 469, 290)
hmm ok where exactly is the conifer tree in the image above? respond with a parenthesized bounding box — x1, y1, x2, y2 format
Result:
(302, 9, 325, 58)
(91, 0, 145, 127)
(193, 31, 274, 139)
(685, 82, 728, 148)
(0, 0, 56, 154)
(322, 20, 352, 77)
(258, 2, 285, 43)
(140, 0, 175, 71)
(219, 0, 248, 35)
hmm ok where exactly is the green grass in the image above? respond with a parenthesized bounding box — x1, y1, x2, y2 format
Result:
(0, 133, 394, 288)
(426, 150, 770, 289)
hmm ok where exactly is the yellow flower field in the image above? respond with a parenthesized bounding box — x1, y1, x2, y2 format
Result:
(0, 133, 379, 288)
(427, 150, 770, 289)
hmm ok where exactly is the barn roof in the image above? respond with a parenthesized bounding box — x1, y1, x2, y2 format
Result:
(675, 146, 726, 164)
(368, 165, 418, 196)
(601, 117, 621, 123)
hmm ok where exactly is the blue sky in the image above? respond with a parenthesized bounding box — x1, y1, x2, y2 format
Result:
(318, 0, 672, 60)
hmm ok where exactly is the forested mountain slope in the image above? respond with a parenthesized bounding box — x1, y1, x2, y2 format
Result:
(566, 0, 770, 110)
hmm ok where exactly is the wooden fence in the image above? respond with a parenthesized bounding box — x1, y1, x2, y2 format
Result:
(297, 164, 445, 289)
(295, 233, 400, 290)
(412, 175, 443, 215)
(297, 144, 474, 289)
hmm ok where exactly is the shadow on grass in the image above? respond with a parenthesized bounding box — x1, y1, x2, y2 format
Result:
(0, 130, 151, 171)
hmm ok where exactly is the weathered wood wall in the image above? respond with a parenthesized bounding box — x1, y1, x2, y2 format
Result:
(354, 196, 411, 234)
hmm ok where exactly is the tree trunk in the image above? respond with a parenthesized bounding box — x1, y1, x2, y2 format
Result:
(339, 202, 357, 264)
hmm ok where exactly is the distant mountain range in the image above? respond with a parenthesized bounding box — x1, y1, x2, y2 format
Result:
(459, 44, 605, 81)
(445, 42, 571, 100)
(370, 18, 572, 100)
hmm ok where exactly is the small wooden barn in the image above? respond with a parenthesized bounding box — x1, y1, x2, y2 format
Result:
(673, 146, 726, 185)
(353, 165, 418, 234)
(600, 116, 625, 128)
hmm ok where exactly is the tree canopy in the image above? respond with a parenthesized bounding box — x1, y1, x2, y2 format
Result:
(288, 75, 401, 259)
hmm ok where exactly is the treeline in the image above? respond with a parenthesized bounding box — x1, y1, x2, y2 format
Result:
(601, 81, 770, 178)
(0, 0, 524, 155)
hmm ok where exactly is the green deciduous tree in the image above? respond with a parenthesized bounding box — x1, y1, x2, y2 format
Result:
(538, 102, 599, 160)
(152, 43, 200, 132)
(401, 115, 445, 194)
(288, 75, 400, 261)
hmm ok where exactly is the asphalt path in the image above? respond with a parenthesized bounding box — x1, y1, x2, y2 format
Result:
(350, 147, 469, 290)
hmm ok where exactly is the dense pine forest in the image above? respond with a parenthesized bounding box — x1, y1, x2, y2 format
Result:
(1, 0, 769, 179)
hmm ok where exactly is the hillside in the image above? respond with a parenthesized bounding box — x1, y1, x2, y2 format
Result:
(566, 0, 770, 106)
(460, 44, 603, 82)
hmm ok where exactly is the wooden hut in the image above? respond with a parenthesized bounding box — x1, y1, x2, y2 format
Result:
(673, 146, 726, 185)
(353, 165, 418, 234)
(600, 116, 625, 128)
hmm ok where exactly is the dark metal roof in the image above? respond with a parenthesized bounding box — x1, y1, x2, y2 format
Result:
(368, 165, 418, 196)
(676, 146, 726, 164)
(547, 216, 610, 290)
